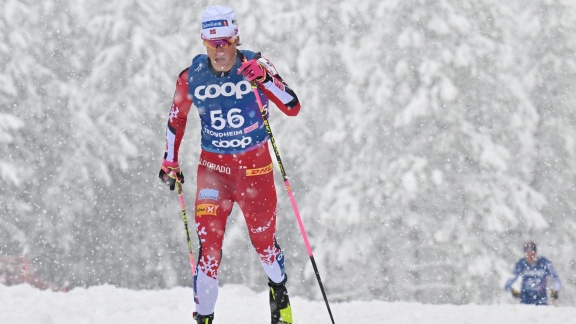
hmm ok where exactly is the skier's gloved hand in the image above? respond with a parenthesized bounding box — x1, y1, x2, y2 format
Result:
(159, 159, 184, 191)
(550, 290, 559, 300)
(511, 289, 520, 298)
(238, 56, 267, 83)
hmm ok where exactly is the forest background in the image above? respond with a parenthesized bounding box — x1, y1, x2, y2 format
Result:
(2, 0, 576, 305)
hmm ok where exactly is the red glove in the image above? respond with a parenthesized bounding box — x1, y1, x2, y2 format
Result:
(238, 59, 267, 83)
(158, 159, 184, 191)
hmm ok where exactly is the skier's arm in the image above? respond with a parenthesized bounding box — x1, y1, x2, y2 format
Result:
(504, 261, 522, 291)
(255, 56, 301, 116)
(504, 275, 519, 291)
(164, 68, 193, 163)
(546, 261, 562, 291)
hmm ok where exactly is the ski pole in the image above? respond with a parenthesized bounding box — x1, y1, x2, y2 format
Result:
(177, 181, 196, 278)
(249, 75, 336, 324)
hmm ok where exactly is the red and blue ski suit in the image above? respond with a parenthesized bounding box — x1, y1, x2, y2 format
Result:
(163, 49, 300, 315)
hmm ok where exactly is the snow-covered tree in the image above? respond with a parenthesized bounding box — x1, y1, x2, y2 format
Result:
(2, 0, 576, 305)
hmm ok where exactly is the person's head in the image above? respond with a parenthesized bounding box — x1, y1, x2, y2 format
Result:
(200, 5, 240, 71)
(523, 241, 537, 261)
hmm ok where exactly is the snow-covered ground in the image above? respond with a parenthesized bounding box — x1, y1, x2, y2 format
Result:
(2, 284, 575, 324)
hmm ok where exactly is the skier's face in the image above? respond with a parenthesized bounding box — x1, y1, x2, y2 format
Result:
(205, 37, 238, 72)
(524, 246, 537, 263)
(526, 251, 536, 262)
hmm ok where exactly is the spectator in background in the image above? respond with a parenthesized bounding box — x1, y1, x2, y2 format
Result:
(504, 241, 561, 305)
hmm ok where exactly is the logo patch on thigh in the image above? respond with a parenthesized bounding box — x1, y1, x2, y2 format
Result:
(196, 204, 218, 216)
(198, 188, 219, 201)
(246, 163, 272, 176)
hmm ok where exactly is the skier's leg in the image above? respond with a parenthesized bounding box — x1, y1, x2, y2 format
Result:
(237, 162, 285, 282)
(237, 154, 292, 323)
(193, 163, 235, 317)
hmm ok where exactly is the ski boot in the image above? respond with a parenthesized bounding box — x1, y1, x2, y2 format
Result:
(193, 312, 214, 324)
(269, 276, 293, 324)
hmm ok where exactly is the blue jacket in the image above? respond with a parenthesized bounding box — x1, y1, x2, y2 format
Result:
(504, 256, 561, 305)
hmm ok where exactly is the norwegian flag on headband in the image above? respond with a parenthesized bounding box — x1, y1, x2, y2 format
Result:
(200, 6, 239, 40)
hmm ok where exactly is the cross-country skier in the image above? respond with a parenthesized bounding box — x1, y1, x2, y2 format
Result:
(158, 5, 300, 324)
(504, 241, 561, 305)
